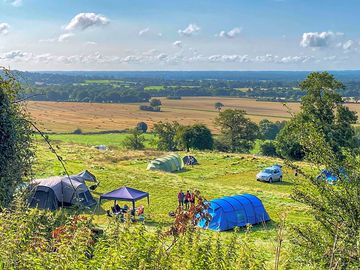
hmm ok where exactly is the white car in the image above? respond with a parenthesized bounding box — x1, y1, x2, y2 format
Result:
(256, 165, 283, 183)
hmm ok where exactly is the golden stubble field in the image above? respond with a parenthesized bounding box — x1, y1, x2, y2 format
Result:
(26, 97, 360, 133)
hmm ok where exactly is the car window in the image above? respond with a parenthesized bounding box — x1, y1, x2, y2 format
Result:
(263, 169, 273, 173)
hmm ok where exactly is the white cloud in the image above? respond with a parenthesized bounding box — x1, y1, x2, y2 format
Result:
(138, 27, 150, 36)
(300, 31, 341, 48)
(85, 41, 97, 45)
(173, 40, 183, 48)
(178, 24, 200, 36)
(208, 54, 249, 63)
(342, 40, 356, 51)
(0, 50, 29, 60)
(4, 0, 22, 7)
(219, 27, 241, 39)
(58, 33, 74, 42)
(65, 13, 109, 31)
(0, 23, 10, 35)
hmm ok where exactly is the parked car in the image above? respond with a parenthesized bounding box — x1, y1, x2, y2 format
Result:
(256, 165, 283, 183)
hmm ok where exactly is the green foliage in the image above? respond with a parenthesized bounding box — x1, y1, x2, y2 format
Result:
(152, 121, 180, 151)
(176, 124, 213, 151)
(259, 141, 278, 157)
(277, 72, 357, 161)
(288, 120, 360, 269)
(258, 119, 286, 140)
(0, 206, 269, 270)
(215, 109, 259, 153)
(150, 98, 162, 107)
(136, 122, 148, 133)
(276, 118, 305, 161)
(0, 70, 34, 207)
(122, 128, 146, 150)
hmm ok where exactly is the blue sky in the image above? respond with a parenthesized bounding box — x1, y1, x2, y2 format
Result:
(0, 0, 359, 71)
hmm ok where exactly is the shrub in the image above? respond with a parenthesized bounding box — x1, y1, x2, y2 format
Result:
(259, 141, 278, 157)
(136, 122, 148, 133)
(139, 105, 161, 112)
(123, 128, 145, 150)
(149, 98, 162, 107)
(73, 128, 83, 134)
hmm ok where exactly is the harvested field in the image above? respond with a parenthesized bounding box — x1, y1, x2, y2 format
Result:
(27, 97, 360, 133)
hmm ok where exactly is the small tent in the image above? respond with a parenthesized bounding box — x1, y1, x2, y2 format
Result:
(147, 153, 184, 172)
(198, 194, 270, 231)
(183, 155, 198, 165)
(29, 175, 97, 210)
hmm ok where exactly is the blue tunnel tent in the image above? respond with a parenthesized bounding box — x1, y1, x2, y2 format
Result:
(198, 194, 270, 231)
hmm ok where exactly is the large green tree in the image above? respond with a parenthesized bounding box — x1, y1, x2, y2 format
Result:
(152, 121, 180, 151)
(277, 72, 357, 160)
(176, 124, 213, 151)
(0, 70, 34, 207)
(215, 109, 258, 152)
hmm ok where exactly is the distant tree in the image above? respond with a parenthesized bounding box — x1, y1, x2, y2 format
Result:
(136, 122, 148, 133)
(150, 98, 162, 107)
(73, 128, 82, 134)
(153, 121, 180, 151)
(122, 128, 145, 150)
(215, 109, 259, 153)
(176, 124, 213, 151)
(214, 102, 224, 111)
(139, 105, 161, 112)
(0, 70, 34, 207)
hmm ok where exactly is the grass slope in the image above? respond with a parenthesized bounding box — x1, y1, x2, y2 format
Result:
(33, 134, 311, 258)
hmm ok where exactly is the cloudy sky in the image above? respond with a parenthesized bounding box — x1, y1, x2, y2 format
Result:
(1, 0, 359, 71)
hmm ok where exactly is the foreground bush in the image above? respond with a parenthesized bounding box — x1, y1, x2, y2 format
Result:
(0, 207, 269, 270)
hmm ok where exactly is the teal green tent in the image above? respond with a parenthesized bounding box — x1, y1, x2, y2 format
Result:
(147, 153, 184, 172)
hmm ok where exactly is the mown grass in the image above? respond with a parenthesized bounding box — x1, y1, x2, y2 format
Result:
(33, 133, 312, 259)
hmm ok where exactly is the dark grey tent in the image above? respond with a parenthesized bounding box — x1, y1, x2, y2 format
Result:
(29, 175, 97, 210)
(183, 155, 198, 165)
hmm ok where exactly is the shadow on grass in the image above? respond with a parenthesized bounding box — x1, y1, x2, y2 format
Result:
(271, 180, 293, 186)
(218, 220, 278, 234)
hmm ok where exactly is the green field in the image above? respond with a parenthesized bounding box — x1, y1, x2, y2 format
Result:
(33, 133, 311, 259)
(39, 133, 155, 148)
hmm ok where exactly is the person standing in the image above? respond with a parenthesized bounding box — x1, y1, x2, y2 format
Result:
(178, 190, 184, 207)
(190, 191, 196, 207)
(184, 190, 191, 210)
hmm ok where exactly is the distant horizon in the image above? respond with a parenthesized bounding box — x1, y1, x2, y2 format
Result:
(18, 69, 360, 73)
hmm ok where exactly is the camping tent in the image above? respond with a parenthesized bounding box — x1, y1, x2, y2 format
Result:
(100, 186, 149, 209)
(147, 153, 184, 172)
(28, 175, 97, 210)
(183, 155, 198, 165)
(198, 194, 270, 231)
(75, 170, 97, 182)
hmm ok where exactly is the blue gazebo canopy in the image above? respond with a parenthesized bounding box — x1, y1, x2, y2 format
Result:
(100, 186, 149, 208)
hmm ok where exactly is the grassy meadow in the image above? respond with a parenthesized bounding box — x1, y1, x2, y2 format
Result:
(33, 133, 312, 260)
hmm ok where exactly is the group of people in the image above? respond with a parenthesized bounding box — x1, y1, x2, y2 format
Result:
(108, 201, 145, 222)
(177, 190, 196, 209)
